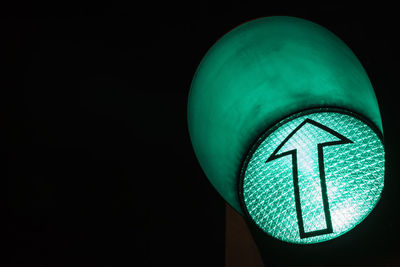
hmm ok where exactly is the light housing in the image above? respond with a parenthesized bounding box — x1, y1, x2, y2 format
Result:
(187, 16, 384, 244)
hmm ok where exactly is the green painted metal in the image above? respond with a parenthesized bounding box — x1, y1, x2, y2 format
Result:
(187, 16, 383, 214)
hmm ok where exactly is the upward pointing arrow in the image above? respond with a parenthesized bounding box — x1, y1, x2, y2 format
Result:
(266, 118, 352, 239)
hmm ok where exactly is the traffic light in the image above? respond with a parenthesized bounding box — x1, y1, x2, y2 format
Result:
(187, 16, 384, 245)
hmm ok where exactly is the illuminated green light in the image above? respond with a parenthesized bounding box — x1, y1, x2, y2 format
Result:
(240, 109, 384, 244)
(187, 16, 383, 214)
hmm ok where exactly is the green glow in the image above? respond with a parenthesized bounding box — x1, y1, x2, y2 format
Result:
(242, 111, 384, 244)
(187, 16, 383, 214)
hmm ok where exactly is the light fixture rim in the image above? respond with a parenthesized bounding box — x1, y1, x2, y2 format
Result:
(238, 106, 385, 245)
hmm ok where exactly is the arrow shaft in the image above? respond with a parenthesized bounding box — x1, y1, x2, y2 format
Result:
(317, 144, 333, 234)
(293, 146, 333, 239)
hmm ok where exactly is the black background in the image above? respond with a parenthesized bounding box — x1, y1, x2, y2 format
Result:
(6, 2, 400, 266)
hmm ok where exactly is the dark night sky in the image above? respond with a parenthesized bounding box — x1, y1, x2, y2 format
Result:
(6, 2, 400, 266)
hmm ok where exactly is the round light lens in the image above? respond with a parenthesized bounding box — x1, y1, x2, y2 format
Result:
(240, 109, 385, 244)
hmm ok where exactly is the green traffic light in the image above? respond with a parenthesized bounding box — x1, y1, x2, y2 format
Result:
(240, 109, 384, 244)
(187, 16, 383, 214)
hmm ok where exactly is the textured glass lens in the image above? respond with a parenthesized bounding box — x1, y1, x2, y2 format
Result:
(241, 110, 384, 244)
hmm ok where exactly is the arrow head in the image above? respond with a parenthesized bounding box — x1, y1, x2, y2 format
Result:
(267, 118, 352, 162)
